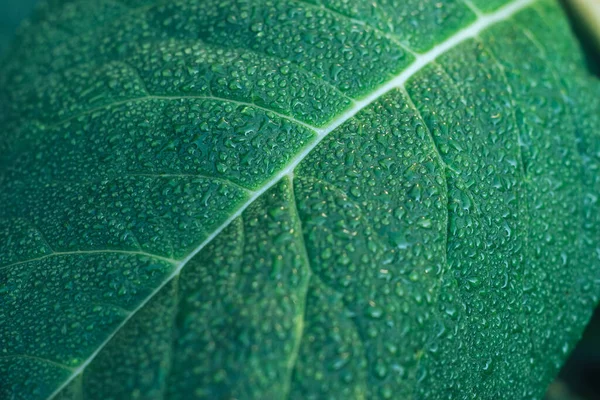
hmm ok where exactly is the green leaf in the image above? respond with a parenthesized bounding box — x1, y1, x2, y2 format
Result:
(1, 0, 599, 399)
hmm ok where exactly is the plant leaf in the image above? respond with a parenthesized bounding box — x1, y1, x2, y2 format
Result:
(1, 0, 599, 399)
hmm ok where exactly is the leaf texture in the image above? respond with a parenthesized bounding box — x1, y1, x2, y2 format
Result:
(0, 0, 599, 399)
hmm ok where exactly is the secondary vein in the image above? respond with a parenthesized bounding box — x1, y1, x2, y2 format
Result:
(281, 172, 312, 399)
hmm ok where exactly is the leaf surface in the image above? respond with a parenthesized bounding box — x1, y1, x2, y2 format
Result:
(0, 0, 599, 399)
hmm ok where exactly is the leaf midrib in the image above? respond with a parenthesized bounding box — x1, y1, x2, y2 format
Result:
(48, 0, 537, 397)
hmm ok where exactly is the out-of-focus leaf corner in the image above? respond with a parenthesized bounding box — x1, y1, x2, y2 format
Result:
(0, 0, 39, 56)
(546, 381, 584, 400)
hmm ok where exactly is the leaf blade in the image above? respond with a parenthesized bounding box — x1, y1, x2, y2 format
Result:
(1, 0, 598, 399)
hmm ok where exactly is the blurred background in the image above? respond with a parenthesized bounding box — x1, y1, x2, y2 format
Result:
(0, 0, 37, 55)
(0, 0, 598, 399)
(545, 308, 600, 400)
